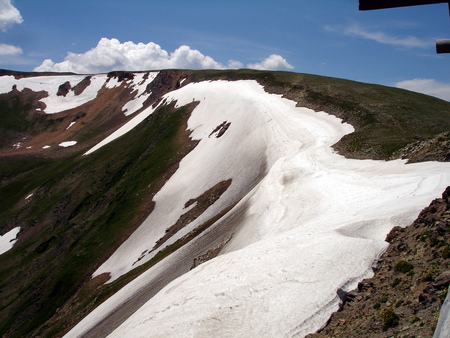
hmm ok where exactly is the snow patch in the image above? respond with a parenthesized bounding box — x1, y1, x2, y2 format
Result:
(59, 141, 77, 147)
(122, 72, 158, 116)
(105, 76, 121, 89)
(0, 227, 20, 256)
(0, 74, 108, 114)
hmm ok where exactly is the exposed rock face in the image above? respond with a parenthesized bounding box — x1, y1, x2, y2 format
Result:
(56, 81, 71, 97)
(143, 69, 184, 106)
(307, 186, 450, 337)
(72, 76, 91, 96)
(393, 132, 450, 163)
(107, 71, 135, 82)
(209, 121, 231, 138)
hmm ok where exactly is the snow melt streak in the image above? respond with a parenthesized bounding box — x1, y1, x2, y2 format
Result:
(65, 80, 450, 338)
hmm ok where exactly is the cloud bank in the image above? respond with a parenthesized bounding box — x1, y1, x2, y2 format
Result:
(0, 0, 23, 31)
(34, 38, 294, 74)
(396, 78, 450, 101)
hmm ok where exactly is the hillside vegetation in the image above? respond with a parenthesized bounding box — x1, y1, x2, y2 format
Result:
(0, 69, 449, 337)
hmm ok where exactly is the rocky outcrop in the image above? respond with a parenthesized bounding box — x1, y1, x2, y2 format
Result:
(107, 71, 135, 82)
(143, 69, 184, 107)
(307, 187, 450, 337)
(393, 131, 450, 163)
(72, 76, 91, 96)
(56, 81, 71, 97)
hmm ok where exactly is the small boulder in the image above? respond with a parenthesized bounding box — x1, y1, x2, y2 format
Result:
(433, 271, 450, 289)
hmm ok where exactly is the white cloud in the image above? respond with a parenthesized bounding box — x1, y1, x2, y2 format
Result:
(227, 60, 244, 69)
(0, 43, 22, 55)
(34, 38, 295, 74)
(247, 54, 294, 71)
(34, 38, 230, 73)
(395, 78, 450, 101)
(325, 23, 432, 49)
(0, 0, 23, 31)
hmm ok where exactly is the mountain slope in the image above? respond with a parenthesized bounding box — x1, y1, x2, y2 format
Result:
(0, 69, 449, 337)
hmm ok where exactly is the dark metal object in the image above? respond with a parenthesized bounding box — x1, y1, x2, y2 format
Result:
(359, 0, 448, 11)
(359, 0, 450, 53)
(436, 39, 450, 53)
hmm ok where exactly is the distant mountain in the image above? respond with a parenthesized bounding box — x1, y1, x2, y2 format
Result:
(0, 69, 449, 337)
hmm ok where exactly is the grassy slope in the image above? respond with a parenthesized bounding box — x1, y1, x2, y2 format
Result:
(0, 69, 449, 337)
(0, 101, 198, 337)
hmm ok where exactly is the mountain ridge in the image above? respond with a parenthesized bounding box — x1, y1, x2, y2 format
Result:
(0, 69, 449, 337)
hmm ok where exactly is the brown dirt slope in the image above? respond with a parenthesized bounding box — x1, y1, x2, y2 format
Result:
(307, 186, 450, 338)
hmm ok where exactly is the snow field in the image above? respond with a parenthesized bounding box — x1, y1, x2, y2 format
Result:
(0, 74, 108, 114)
(0, 71, 159, 116)
(93, 80, 308, 281)
(64, 80, 450, 337)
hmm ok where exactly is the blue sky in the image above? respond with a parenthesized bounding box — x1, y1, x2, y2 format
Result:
(0, 0, 449, 100)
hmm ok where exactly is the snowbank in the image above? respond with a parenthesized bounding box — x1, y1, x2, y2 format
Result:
(65, 80, 450, 338)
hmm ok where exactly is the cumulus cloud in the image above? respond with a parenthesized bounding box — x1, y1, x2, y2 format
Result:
(0, 42, 22, 55)
(395, 78, 450, 101)
(248, 54, 294, 71)
(227, 60, 244, 69)
(325, 23, 432, 49)
(34, 38, 229, 73)
(34, 38, 295, 74)
(0, 0, 23, 31)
